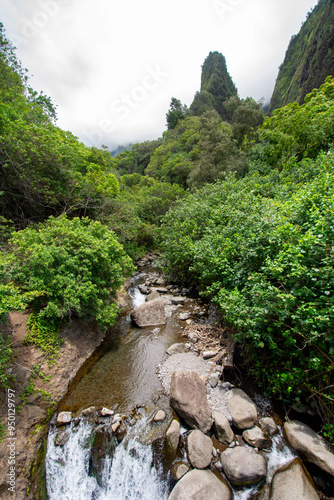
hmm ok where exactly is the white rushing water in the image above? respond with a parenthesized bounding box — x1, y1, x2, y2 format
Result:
(234, 432, 296, 500)
(46, 421, 169, 500)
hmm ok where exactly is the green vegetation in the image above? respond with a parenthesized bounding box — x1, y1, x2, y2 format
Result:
(159, 78, 334, 427)
(0, 16, 333, 436)
(270, 0, 334, 112)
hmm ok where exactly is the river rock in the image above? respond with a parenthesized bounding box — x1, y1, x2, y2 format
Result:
(171, 297, 185, 305)
(283, 420, 334, 476)
(258, 417, 278, 436)
(90, 425, 117, 486)
(170, 462, 190, 480)
(138, 284, 149, 294)
(228, 388, 258, 429)
(168, 469, 233, 500)
(131, 299, 166, 327)
(167, 343, 188, 355)
(186, 430, 212, 469)
(213, 411, 234, 445)
(179, 312, 191, 321)
(170, 370, 213, 433)
(146, 290, 161, 302)
(220, 446, 267, 485)
(54, 431, 70, 447)
(269, 457, 320, 500)
(153, 409, 166, 422)
(203, 350, 218, 360)
(156, 287, 168, 293)
(243, 426, 272, 449)
(56, 411, 72, 426)
(166, 418, 181, 454)
(100, 407, 114, 417)
(82, 406, 96, 416)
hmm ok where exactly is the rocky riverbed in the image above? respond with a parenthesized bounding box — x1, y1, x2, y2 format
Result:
(2, 252, 334, 499)
(48, 254, 334, 500)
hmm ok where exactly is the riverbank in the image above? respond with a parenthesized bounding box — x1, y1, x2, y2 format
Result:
(0, 274, 133, 499)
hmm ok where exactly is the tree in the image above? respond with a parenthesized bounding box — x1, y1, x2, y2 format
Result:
(166, 97, 188, 130)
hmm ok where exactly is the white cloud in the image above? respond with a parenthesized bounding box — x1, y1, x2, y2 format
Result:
(1, 0, 318, 149)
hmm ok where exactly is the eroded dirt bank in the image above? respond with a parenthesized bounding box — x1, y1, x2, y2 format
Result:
(0, 280, 132, 499)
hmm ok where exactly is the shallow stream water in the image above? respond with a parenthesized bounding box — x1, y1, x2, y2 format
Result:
(45, 264, 301, 500)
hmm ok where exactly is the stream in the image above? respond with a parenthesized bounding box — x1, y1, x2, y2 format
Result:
(44, 262, 301, 500)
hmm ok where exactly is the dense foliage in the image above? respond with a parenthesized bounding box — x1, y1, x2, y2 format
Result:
(159, 80, 334, 426)
(2, 215, 133, 339)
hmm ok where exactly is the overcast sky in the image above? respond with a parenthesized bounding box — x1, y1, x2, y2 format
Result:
(2, 0, 318, 150)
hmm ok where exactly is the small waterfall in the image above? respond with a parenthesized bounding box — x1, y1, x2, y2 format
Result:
(46, 420, 169, 500)
(233, 432, 296, 500)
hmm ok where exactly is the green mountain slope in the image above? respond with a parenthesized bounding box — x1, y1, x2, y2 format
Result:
(269, 0, 334, 112)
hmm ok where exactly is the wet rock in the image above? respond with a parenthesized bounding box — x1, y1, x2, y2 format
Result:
(166, 419, 181, 454)
(81, 406, 96, 416)
(90, 425, 117, 486)
(167, 343, 188, 356)
(56, 411, 72, 426)
(115, 421, 127, 442)
(170, 370, 213, 434)
(213, 411, 234, 445)
(220, 447, 267, 486)
(269, 457, 319, 500)
(168, 469, 232, 500)
(179, 312, 191, 321)
(100, 407, 114, 417)
(283, 420, 334, 476)
(54, 431, 70, 447)
(131, 299, 166, 327)
(153, 410, 166, 422)
(258, 417, 278, 436)
(228, 389, 258, 430)
(187, 430, 212, 469)
(170, 462, 190, 480)
(111, 421, 121, 433)
(138, 284, 149, 294)
(243, 426, 272, 449)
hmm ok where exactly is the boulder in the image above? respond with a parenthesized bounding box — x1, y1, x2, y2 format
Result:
(56, 411, 72, 426)
(131, 299, 166, 327)
(186, 430, 212, 469)
(228, 388, 258, 429)
(167, 343, 188, 356)
(243, 426, 272, 449)
(220, 446, 267, 485)
(168, 469, 233, 500)
(166, 419, 181, 454)
(269, 457, 319, 500)
(90, 425, 117, 486)
(170, 370, 213, 433)
(213, 411, 234, 445)
(283, 420, 334, 476)
(258, 417, 278, 436)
